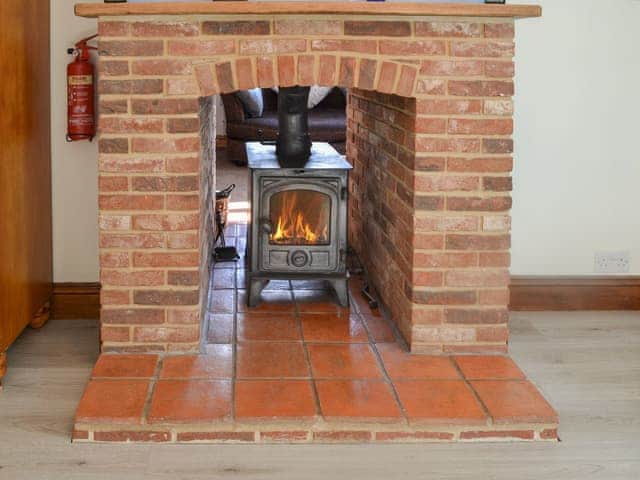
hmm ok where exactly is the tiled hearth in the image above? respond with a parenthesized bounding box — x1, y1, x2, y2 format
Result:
(73, 159, 557, 444)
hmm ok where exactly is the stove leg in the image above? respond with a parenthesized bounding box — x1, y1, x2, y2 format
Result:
(248, 279, 268, 308)
(329, 278, 349, 308)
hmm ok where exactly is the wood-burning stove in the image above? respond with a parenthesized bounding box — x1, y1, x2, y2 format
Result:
(246, 142, 352, 307)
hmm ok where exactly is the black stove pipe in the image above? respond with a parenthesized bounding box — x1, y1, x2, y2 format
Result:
(276, 86, 312, 167)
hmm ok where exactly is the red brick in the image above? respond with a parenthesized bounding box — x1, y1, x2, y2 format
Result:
(133, 252, 199, 268)
(412, 309, 445, 326)
(345, 21, 410, 37)
(167, 309, 200, 325)
(311, 39, 377, 54)
(460, 430, 533, 440)
(379, 40, 446, 56)
(484, 99, 514, 116)
(445, 308, 508, 325)
(102, 309, 165, 325)
(177, 431, 255, 442)
(100, 233, 164, 249)
(415, 175, 478, 192)
(166, 118, 200, 134)
(168, 271, 199, 286)
(100, 118, 164, 134)
(318, 55, 337, 86)
(101, 290, 130, 306)
(417, 99, 482, 115)
(132, 176, 197, 192)
(485, 61, 515, 78)
(167, 156, 199, 173)
(447, 196, 512, 212)
(413, 234, 445, 250)
(415, 196, 444, 211)
(99, 138, 128, 154)
(358, 58, 378, 90)
(99, 40, 164, 57)
(215, 62, 235, 93)
(260, 431, 309, 442)
(297, 55, 315, 86)
(133, 325, 199, 341)
(412, 290, 477, 306)
(132, 98, 199, 115)
(167, 232, 199, 249)
(99, 195, 163, 211)
(133, 291, 200, 307)
(483, 139, 513, 154)
(203, 21, 270, 35)
(446, 234, 511, 251)
(100, 99, 128, 115)
(100, 252, 130, 268)
(477, 325, 509, 342)
(483, 177, 512, 192)
(416, 138, 480, 154)
(236, 57, 255, 91)
(479, 289, 510, 306)
(445, 270, 509, 288)
(447, 157, 513, 173)
(414, 215, 479, 232)
(102, 270, 165, 287)
(275, 19, 341, 35)
(132, 137, 199, 154)
(132, 59, 192, 76)
(133, 214, 199, 231)
(167, 39, 235, 56)
(413, 252, 477, 269)
(414, 116, 448, 135)
(416, 79, 446, 95)
(99, 61, 129, 76)
(485, 23, 515, 38)
(277, 56, 296, 87)
(313, 431, 372, 442)
(377, 62, 398, 94)
(239, 39, 306, 55)
(420, 59, 483, 76)
(451, 41, 514, 58)
(132, 21, 199, 37)
(479, 252, 511, 267)
(101, 326, 130, 342)
(99, 176, 128, 192)
(449, 80, 514, 97)
(415, 22, 482, 37)
(94, 431, 171, 442)
(448, 119, 513, 135)
(540, 428, 558, 440)
(413, 271, 444, 287)
(166, 195, 199, 211)
(72, 430, 89, 441)
(376, 431, 454, 441)
(396, 65, 418, 97)
(98, 21, 130, 37)
(100, 156, 164, 173)
(256, 56, 275, 88)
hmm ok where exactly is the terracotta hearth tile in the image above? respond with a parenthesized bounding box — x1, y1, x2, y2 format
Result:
(91, 354, 158, 378)
(377, 344, 461, 380)
(160, 348, 233, 379)
(237, 314, 300, 342)
(294, 290, 348, 314)
(206, 314, 234, 344)
(316, 380, 402, 422)
(307, 344, 382, 379)
(470, 380, 558, 424)
(236, 342, 309, 378)
(148, 379, 232, 423)
(394, 380, 487, 425)
(209, 290, 235, 314)
(235, 380, 317, 420)
(454, 355, 526, 380)
(300, 313, 368, 343)
(238, 290, 295, 313)
(75, 379, 149, 425)
(212, 268, 236, 290)
(361, 315, 396, 343)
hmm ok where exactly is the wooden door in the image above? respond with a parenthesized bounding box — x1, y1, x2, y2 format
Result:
(0, 0, 52, 365)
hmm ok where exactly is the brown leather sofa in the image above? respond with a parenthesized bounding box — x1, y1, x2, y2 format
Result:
(221, 87, 346, 166)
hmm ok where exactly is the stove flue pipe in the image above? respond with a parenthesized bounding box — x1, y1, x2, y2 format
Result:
(276, 86, 312, 167)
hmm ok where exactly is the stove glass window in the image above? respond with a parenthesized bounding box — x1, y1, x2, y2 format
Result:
(269, 190, 331, 245)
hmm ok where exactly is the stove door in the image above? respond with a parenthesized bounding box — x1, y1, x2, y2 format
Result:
(258, 178, 342, 273)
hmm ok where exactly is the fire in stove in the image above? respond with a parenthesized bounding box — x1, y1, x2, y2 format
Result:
(270, 190, 330, 246)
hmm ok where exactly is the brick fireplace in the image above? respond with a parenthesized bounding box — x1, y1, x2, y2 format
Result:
(92, 3, 532, 355)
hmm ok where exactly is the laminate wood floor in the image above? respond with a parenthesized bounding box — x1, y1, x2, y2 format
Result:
(0, 312, 638, 480)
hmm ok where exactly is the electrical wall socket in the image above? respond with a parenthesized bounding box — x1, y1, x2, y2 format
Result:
(594, 251, 631, 274)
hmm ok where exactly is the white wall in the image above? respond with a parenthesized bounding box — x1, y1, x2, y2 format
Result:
(513, 0, 640, 275)
(51, 0, 101, 282)
(50, 0, 640, 282)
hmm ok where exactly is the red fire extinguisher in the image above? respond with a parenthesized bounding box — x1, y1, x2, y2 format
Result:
(66, 34, 98, 142)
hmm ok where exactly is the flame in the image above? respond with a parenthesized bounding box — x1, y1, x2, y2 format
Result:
(270, 191, 329, 245)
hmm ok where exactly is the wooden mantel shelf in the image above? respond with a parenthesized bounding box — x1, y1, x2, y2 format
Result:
(75, 2, 541, 19)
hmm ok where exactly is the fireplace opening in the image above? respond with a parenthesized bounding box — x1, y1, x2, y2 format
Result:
(269, 190, 331, 246)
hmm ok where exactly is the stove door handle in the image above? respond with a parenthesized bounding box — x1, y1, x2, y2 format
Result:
(260, 218, 273, 234)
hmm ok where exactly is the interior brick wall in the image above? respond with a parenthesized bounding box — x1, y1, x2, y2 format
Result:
(95, 16, 514, 353)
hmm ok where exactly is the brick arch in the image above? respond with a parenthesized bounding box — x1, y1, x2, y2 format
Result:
(192, 55, 419, 98)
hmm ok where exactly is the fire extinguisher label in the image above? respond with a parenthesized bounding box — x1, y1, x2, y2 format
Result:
(69, 75, 93, 86)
